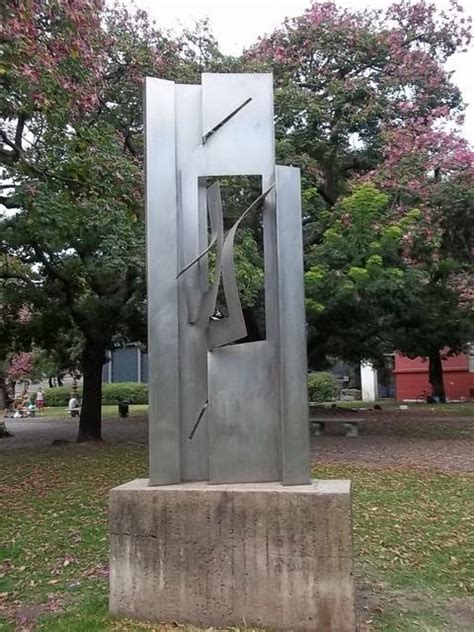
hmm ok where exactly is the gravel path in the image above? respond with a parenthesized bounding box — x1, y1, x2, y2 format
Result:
(311, 435, 474, 472)
(1, 412, 472, 473)
(0, 416, 147, 450)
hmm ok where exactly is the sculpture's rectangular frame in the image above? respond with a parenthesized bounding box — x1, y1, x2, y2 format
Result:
(145, 74, 310, 485)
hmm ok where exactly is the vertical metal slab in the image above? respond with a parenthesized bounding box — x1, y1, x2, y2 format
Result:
(262, 175, 279, 345)
(208, 341, 281, 483)
(275, 166, 311, 485)
(176, 86, 209, 480)
(145, 78, 180, 485)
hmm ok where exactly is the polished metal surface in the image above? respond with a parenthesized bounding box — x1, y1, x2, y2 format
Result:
(145, 73, 310, 486)
(145, 78, 180, 485)
(208, 341, 280, 483)
(275, 166, 311, 484)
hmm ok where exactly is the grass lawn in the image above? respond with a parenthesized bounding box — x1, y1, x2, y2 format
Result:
(0, 446, 472, 631)
(41, 404, 149, 419)
(41, 401, 474, 419)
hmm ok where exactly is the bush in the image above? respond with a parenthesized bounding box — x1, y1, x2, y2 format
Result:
(100, 382, 148, 405)
(36, 386, 71, 407)
(38, 382, 149, 407)
(307, 372, 338, 403)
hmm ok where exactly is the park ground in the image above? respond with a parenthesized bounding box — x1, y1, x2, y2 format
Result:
(0, 404, 473, 631)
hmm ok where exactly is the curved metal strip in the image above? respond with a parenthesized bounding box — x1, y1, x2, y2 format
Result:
(208, 183, 275, 348)
(197, 182, 224, 327)
(178, 181, 223, 325)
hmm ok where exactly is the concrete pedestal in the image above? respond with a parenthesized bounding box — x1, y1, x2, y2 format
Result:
(109, 479, 355, 631)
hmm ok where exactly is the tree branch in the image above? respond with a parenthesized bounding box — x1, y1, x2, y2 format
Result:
(0, 195, 21, 209)
(0, 127, 23, 162)
(15, 114, 27, 150)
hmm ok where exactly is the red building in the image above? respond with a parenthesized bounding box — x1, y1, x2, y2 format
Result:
(394, 351, 474, 401)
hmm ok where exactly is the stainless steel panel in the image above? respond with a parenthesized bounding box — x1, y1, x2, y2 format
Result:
(275, 166, 310, 484)
(145, 78, 181, 485)
(176, 85, 209, 481)
(200, 73, 275, 177)
(208, 341, 281, 483)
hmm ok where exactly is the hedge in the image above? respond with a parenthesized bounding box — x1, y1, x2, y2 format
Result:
(307, 372, 338, 403)
(38, 382, 149, 407)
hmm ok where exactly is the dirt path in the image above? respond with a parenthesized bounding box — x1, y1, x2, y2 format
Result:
(311, 434, 474, 472)
(0, 416, 147, 450)
(2, 411, 473, 472)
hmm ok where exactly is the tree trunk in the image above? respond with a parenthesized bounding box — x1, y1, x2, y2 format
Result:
(77, 341, 106, 442)
(428, 349, 446, 403)
(0, 374, 6, 410)
(243, 307, 264, 342)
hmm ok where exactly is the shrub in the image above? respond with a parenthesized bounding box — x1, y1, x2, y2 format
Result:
(100, 382, 148, 405)
(307, 372, 338, 403)
(36, 386, 71, 407)
(38, 382, 149, 407)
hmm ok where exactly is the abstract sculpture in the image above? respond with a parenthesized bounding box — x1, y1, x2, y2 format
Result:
(110, 74, 355, 631)
(145, 73, 310, 485)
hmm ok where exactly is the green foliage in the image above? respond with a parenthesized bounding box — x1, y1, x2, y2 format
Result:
(304, 182, 473, 377)
(233, 229, 265, 308)
(40, 382, 148, 407)
(98, 382, 148, 405)
(307, 371, 338, 402)
(305, 184, 412, 365)
(0, 1, 217, 439)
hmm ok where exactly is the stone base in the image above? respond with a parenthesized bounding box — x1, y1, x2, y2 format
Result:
(109, 479, 355, 631)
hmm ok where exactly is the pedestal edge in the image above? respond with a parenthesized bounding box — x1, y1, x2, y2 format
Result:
(110, 478, 351, 495)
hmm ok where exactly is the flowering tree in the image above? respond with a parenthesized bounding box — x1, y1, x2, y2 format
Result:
(6, 351, 33, 390)
(0, 1, 209, 439)
(245, 1, 473, 398)
(245, 0, 471, 207)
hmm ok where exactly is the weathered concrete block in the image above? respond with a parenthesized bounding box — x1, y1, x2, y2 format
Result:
(109, 480, 355, 631)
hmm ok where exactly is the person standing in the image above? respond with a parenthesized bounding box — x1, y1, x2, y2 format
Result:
(36, 387, 45, 415)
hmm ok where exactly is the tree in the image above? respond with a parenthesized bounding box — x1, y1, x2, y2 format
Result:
(305, 183, 473, 400)
(305, 184, 414, 365)
(244, 1, 473, 398)
(244, 0, 471, 210)
(0, 1, 205, 440)
(366, 115, 474, 399)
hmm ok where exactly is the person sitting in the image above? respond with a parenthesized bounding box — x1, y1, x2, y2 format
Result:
(68, 395, 80, 418)
(26, 398, 36, 416)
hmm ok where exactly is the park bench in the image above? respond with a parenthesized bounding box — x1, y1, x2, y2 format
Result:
(310, 417, 360, 437)
(66, 407, 81, 418)
(308, 404, 365, 437)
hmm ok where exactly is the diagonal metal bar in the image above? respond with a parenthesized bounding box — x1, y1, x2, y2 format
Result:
(176, 236, 216, 279)
(188, 399, 208, 440)
(202, 98, 252, 145)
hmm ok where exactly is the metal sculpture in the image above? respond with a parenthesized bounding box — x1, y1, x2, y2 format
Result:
(145, 73, 310, 485)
